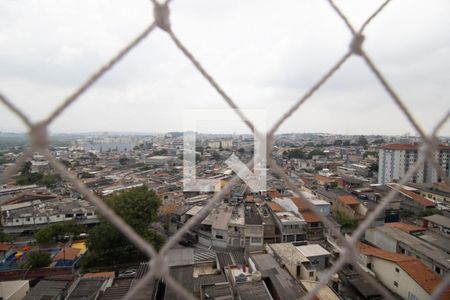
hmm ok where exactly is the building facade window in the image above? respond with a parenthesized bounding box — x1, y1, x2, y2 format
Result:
(251, 237, 262, 244)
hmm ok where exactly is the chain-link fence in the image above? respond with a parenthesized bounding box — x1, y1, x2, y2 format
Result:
(1, 0, 449, 299)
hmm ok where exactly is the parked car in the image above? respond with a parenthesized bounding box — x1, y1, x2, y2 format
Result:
(118, 269, 137, 278)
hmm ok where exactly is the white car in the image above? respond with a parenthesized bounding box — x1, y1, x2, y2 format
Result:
(118, 269, 136, 278)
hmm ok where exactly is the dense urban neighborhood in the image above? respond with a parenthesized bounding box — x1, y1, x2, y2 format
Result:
(0, 132, 449, 300)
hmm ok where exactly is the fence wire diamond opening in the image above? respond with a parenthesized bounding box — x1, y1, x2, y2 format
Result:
(1, 0, 449, 299)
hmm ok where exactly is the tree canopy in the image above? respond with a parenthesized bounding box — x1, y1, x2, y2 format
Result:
(309, 149, 325, 157)
(24, 251, 51, 269)
(335, 211, 358, 229)
(16, 161, 59, 187)
(84, 186, 164, 267)
(0, 232, 12, 243)
(357, 136, 369, 146)
(35, 222, 86, 244)
(285, 149, 307, 159)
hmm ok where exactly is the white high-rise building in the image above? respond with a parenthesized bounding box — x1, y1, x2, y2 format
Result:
(378, 144, 450, 184)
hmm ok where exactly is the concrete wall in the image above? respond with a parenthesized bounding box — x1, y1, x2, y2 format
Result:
(0, 280, 29, 300)
(307, 255, 327, 270)
(365, 229, 397, 253)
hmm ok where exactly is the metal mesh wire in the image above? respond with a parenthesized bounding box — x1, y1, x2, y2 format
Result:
(1, 0, 449, 299)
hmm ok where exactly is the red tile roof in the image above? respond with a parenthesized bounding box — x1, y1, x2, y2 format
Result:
(267, 190, 282, 199)
(397, 260, 449, 297)
(358, 243, 449, 297)
(301, 211, 322, 223)
(52, 247, 81, 261)
(314, 175, 335, 184)
(385, 222, 426, 234)
(83, 272, 115, 279)
(379, 144, 419, 150)
(291, 196, 310, 211)
(399, 188, 435, 207)
(290, 197, 323, 223)
(380, 144, 450, 151)
(267, 202, 285, 212)
(336, 195, 360, 206)
(300, 177, 312, 185)
(0, 243, 13, 252)
(358, 242, 411, 262)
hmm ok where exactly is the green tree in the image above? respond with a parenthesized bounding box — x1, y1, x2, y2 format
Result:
(38, 174, 59, 187)
(343, 140, 350, 146)
(419, 208, 442, 218)
(335, 211, 358, 229)
(369, 162, 379, 173)
(60, 159, 72, 168)
(79, 172, 95, 179)
(119, 157, 129, 165)
(85, 187, 164, 267)
(358, 136, 369, 147)
(153, 149, 168, 156)
(210, 151, 221, 161)
(16, 172, 44, 186)
(286, 149, 307, 159)
(21, 161, 32, 176)
(309, 149, 325, 157)
(0, 232, 12, 242)
(196, 146, 204, 153)
(400, 209, 415, 219)
(35, 226, 55, 244)
(24, 251, 51, 269)
(372, 138, 385, 144)
(35, 222, 86, 244)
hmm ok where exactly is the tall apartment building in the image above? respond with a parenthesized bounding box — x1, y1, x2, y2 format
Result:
(378, 144, 450, 184)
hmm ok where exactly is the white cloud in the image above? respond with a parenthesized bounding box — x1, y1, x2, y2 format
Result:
(0, 0, 449, 135)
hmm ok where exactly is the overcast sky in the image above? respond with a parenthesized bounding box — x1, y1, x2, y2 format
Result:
(0, 0, 449, 136)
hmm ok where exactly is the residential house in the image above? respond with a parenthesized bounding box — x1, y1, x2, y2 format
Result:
(388, 185, 435, 214)
(242, 204, 264, 250)
(257, 205, 278, 244)
(273, 212, 306, 243)
(199, 205, 233, 249)
(66, 273, 114, 300)
(24, 278, 73, 300)
(357, 242, 450, 300)
(291, 196, 328, 240)
(296, 244, 331, 271)
(422, 214, 450, 235)
(266, 243, 316, 281)
(1, 198, 98, 234)
(365, 226, 450, 276)
(333, 195, 367, 221)
(248, 253, 307, 300)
